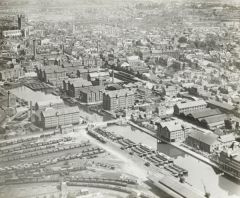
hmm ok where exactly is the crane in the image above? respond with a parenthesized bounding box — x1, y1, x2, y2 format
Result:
(202, 180, 211, 198)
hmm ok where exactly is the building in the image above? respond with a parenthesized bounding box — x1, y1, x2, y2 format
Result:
(35, 98, 64, 111)
(2, 30, 22, 37)
(36, 66, 67, 88)
(186, 130, 219, 153)
(40, 106, 80, 129)
(186, 108, 222, 121)
(103, 89, 135, 111)
(88, 71, 110, 85)
(207, 100, 235, 114)
(163, 85, 179, 97)
(217, 146, 240, 180)
(0, 66, 25, 81)
(218, 133, 235, 149)
(200, 114, 227, 130)
(174, 100, 207, 115)
(64, 78, 92, 98)
(157, 121, 191, 142)
(79, 86, 104, 104)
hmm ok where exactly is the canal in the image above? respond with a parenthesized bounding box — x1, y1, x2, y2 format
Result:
(106, 125, 240, 198)
(9, 86, 240, 198)
(10, 86, 60, 104)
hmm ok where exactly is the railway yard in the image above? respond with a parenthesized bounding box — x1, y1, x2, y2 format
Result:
(0, 130, 165, 198)
(88, 127, 188, 179)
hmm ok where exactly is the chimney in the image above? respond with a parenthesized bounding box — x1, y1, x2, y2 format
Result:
(33, 39, 36, 59)
(112, 70, 114, 83)
(7, 91, 10, 108)
(17, 14, 22, 30)
(30, 101, 32, 118)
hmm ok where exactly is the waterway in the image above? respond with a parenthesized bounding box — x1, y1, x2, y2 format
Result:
(9, 86, 240, 198)
(77, 103, 112, 122)
(10, 86, 60, 104)
(106, 125, 240, 198)
(10, 86, 112, 123)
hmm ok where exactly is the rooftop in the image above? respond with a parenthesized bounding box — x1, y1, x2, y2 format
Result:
(188, 131, 219, 146)
(66, 78, 92, 87)
(160, 120, 190, 132)
(200, 114, 227, 124)
(41, 106, 80, 118)
(176, 100, 207, 110)
(104, 89, 135, 98)
(35, 98, 64, 108)
(207, 100, 234, 111)
(189, 108, 222, 119)
(218, 133, 235, 143)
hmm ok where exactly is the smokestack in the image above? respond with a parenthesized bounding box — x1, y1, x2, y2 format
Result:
(62, 44, 64, 55)
(7, 91, 10, 108)
(33, 39, 36, 59)
(30, 101, 32, 118)
(112, 70, 114, 83)
(18, 15, 22, 30)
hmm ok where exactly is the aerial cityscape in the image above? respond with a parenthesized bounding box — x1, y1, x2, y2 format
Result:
(0, 0, 240, 197)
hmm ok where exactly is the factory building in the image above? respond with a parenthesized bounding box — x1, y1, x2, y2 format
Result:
(0, 65, 25, 81)
(35, 98, 64, 111)
(63, 78, 92, 98)
(40, 106, 80, 129)
(103, 89, 135, 111)
(174, 100, 207, 115)
(79, 86, 104, 104)
(157, 121, 191, 142)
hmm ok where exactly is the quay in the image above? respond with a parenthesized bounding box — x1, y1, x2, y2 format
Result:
(128, 121, 219, 169)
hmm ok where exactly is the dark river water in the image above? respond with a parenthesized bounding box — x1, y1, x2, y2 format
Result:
(106, 125, 240, 198)
(9, 86, 240, 198)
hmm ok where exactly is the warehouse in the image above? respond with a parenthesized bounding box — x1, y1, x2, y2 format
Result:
(157, 121, 191, 142)
(63, 78, 92, 98)
(186, 131, 219, 153)
(199, 114, 227, 130)
(40, 106, 80, 129)
(207, 100, 234, 114)
(174, 100, 207, 115)
(103, 89, 135, 111)
(35, 98, 64, 111)
(79, 86, 104, 104)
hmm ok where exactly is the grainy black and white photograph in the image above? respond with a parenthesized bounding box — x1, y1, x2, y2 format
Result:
(0, 0, 240, 197)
